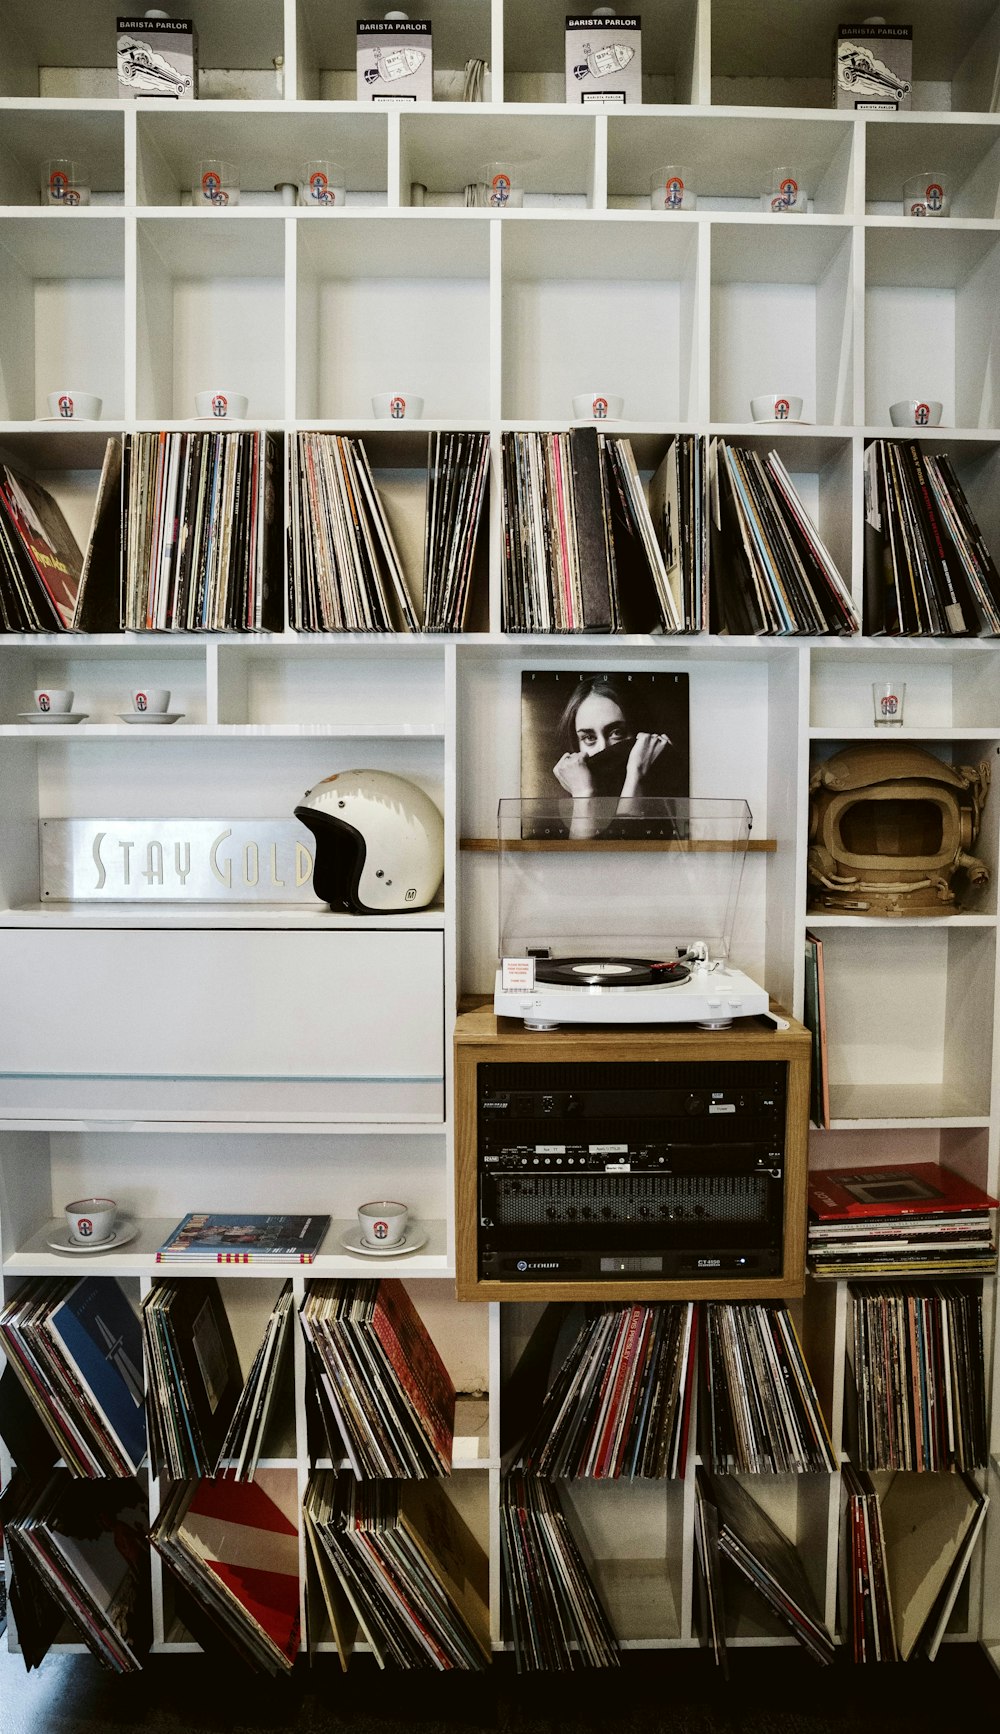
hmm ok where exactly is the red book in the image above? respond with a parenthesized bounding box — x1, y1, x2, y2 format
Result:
(808, 1163, 998, 1221)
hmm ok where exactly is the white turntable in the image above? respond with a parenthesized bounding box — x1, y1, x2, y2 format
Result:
(492, 796, 780, 1032)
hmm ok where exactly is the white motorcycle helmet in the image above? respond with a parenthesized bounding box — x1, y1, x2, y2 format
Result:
(295, 770, 444, 914)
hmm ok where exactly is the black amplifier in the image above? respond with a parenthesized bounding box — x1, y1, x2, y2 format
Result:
(476, 1059, 788, 1282)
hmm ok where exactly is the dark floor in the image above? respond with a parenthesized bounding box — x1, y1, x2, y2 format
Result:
(1, 1648, 999, 1734)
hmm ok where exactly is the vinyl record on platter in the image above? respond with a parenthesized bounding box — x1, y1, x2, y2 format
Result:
(533, 956, 690, 988)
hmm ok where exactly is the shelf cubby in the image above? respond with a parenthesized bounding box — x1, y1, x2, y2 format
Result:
(0, 106, 125, 206)
(809, 642, 1000, 734)
(398, 112, 597, 209)
(500, 219, 701, 423)
(295, 217, 491, 422)
(501, 0, 701, 106)
(709, 222, 854, 426)
(136, 218, 286, 422)
(865, 119, 1000, 218)
(214, 640, 447, 731)
(0, 643, 208, 726)
(0, 217, 125, 421)
(294, 0, 492, 103)
(863, 227, 1000, 428)
(607, 113, 856, 215)
(136, 107, 389, 208)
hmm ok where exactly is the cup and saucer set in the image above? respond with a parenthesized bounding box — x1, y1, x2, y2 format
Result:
(47, 1197, 140, 1255)
(340, 1199, 428, 1258)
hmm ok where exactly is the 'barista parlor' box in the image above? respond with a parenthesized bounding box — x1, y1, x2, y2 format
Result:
(117, 16, 197, 100)
(835, 22, 912, 110)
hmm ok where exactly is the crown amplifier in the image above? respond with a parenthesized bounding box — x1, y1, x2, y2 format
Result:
(476, 1059, 789, 1282)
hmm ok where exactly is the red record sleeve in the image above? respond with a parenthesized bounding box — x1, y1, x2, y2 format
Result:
(808, 1162, 998, 1221)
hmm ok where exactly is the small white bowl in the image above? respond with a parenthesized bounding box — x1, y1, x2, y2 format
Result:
(889, 399, 943, 427)
(750, 394, 804, 423)
(47, 390, 101, 421)
(572, 393, 624, 421)
(372, 393, 423, 420)
(194, 389, 249, 420)
(34, 688, 74, 714)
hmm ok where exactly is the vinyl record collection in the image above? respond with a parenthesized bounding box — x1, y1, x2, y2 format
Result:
(0, 1277, 146, 1478)
(303, 1472, 490, 1670)
(849, 1282, 987, 1471)
(150, 1471, 300, 1674)
(510, 1302, 697, 1480)
(0, 1472, 151, 1672)
(501, 1472, 620, 1672)
(289, 431, 489, 631)
(699, 1303, 837, 1475)
(0, 461, 84, 630)
(299, 1279, 455, 1479)
(808, 1164, 998, 1279)
(863, 440, 1000, 636)
(842, 1464, 989, 1663)
(695, 1469, 836, 1666)
(142, 1279, 293, 1482)
(116, 431, 282, 631)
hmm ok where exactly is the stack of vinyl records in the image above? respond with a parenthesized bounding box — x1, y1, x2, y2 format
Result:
(289, 431, 489, 631)
(808, 1162, 998, 1279)
(151, 1471, 300, 1674)
(695, 1469, 835, 1666)
(143, 1279, 294, 1481)
(111, 430, 282, 632)
(863, 441, 1000, 636)
(421, 431, 491, 629)
(0, 1277, 146, 1478)
(304, 1472, 490, 1670)
(850, 1282, 987, 1471)
(299, 1279, 455, 1478)
(501, 428, 690, 633)
(0, 1471, 150, 1672)
(709, 440, 859, 636)
(842, 1463, 989, 1662)
(699, 1302, 837, 1475)
(511, 1302, 696, 1480)
(501, 1472, 619, 1672)
(0, 461, 84, 630)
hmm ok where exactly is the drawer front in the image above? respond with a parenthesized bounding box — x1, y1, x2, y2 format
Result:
(0, 929, 444, 1122)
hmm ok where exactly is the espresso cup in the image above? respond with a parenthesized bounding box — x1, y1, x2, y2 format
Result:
(34, 688, 74, 713)
(750, 394, 804, 422)
(371, 393, 423, 420)
(47, 390, 102, 420)
(357, 1200, 408, 1248)
(889, 399, 943, 428)
(65, 1197, 117, 1245)
(130, 687, 170, 714)
(194, 389, 249, 419)
(572, 392, 625, 421)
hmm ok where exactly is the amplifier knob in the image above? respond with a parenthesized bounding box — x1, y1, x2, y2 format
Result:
(686, 1094, 707, 1114)
(566, 1095, 584, 1115)
(601, 1206, 613, 1219)
(567, 1207, 578, 1220)
(546, 1207, 557, 1220)
(582, 1207, 593, 1220)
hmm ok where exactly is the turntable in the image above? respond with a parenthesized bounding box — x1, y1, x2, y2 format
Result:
(492, 796, 776, 1031)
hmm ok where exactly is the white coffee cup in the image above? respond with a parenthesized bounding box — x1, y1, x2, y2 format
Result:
(750, 394, 804, 423)
(34, 688, 74, 713)
(194, 389, 249, 419)
(130, 687, 170, 714)
(572, 393, 624, 421)
(65, 1197, 117, 1245)
(47, 390, 102, 420)
(357, 1200, 408, 1248)
(889, 399, 943, 427)
(371, 393, 423, 420)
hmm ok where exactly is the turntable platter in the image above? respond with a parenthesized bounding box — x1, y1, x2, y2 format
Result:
(532, 956, 691, 988)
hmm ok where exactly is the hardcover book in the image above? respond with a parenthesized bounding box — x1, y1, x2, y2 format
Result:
(156, 1213, 331, 1263)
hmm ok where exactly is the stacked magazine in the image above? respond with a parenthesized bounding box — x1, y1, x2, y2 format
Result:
(509, 1302, 696, 1480)
(151, 1471, 300, 1674)
(300, 1279, 455, 1478)
(0, 1471, 150, 1672)
(863, 441, 1000, 636)
(0, 1277, 145, 1478)
(156, 1213, 330, 1265)
(849, 1282, 987, 1471)
(501, 1472, 619, 1672)
(699, 1302, 837, 1475)
(304, 1471, 490, 1670)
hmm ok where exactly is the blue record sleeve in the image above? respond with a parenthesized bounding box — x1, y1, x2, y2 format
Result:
(48, 1278, 146, 1471)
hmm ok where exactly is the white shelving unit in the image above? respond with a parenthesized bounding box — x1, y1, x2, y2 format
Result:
(0, 0, 999, 1672)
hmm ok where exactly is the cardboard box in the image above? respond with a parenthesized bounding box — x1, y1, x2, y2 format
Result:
(117, 15, 197, 100)
(357, 20, 432, 102)
(566, 14, 642, 105)
(835, 22, 912, 110)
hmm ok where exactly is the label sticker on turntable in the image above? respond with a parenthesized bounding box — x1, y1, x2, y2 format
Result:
(502, 957, 536, 992)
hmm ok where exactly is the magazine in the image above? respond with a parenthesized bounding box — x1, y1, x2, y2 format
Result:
(156, 1213, 331, 1263)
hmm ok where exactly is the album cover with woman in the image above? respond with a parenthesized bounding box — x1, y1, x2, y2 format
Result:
(519, 671, 690, 839)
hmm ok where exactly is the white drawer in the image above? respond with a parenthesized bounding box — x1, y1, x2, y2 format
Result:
(0, 929, 444, 1123)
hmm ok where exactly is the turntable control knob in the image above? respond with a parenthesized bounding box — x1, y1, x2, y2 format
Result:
(728, 998, 742, 1010)
(707, 997, 722, 1009)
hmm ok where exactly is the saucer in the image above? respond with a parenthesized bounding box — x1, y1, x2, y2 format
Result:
(46, 1221, 140, 1255)
(117, 712, 184, 725)
(339, 1226, 429, 1258)
(18, 712, 88, 724)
